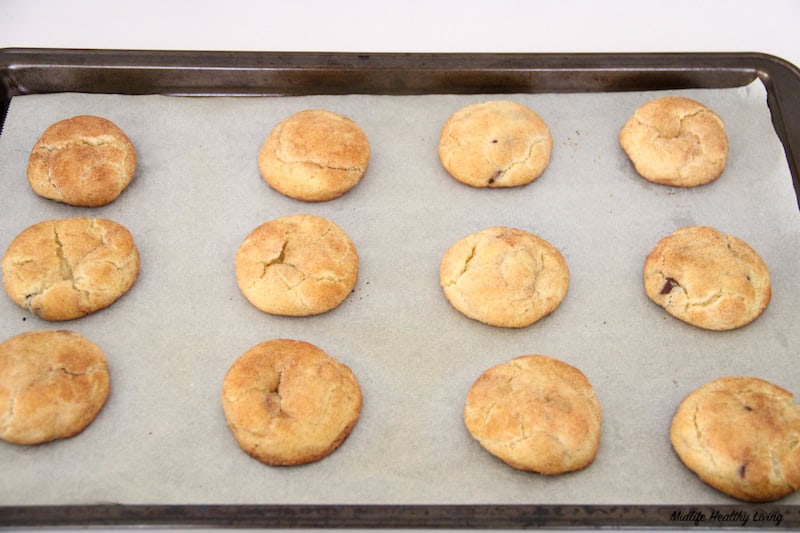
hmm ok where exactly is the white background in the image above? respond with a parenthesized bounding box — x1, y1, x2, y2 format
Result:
(1, 0, 799, 70)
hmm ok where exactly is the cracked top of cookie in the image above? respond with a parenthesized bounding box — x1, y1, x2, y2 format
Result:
(258, 109, 370, 202)
(221, 338, 362, 466)
(670, 376, 800, 502)
(235, 214, 358, 317)
(463, 354, 602, 475)
(27, 115, 137, 207)
(1, 217, 140, 321)
(619, 96, 728, 187)
(439, 226, 568, 328)
(0, 329, 110, 445)
(438, 100, 553, 188)
(643, 225, 771, 331)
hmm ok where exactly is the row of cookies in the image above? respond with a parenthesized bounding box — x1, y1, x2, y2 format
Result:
(232, 213, 772, 333)
(0, 119, 140, 447)
(463, 352, 800, 504)
(259, 97, 729, 198)
(0, 119, 140, 458)
(0, 119, 139, 446)
(20, 95, 728, 209)
(261, 96, 729, 196)
(0, 329, 363, 469)
(2, 328, 797, 504)
(0, 211, 772, 332)
(220, 336, 800, 507)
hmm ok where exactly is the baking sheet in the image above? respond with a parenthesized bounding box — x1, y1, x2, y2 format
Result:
(0, 80, 797, 508)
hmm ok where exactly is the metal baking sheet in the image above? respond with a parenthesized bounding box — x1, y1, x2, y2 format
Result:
(0, 49, 799, 529)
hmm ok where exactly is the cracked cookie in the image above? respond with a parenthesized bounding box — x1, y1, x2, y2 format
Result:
(464, 354, 602, 475)
(235, 214, 358, 316)
(670, 376, 800, 502)
(1, 217, 140, 321)
(0, 330, 110, 445)
(27, 115, 137, 207)
(438, 100, 552, 188)
(619, 96, 728, 187)
(258, 109, 370, 202)
(221, 339, 362, 466)
(439, 226, 568, 328)
(643, 226, 770, 331)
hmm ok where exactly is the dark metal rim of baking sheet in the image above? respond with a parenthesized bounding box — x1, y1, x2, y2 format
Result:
(0, 504, 798, 529)
(0, 49, 799, 530)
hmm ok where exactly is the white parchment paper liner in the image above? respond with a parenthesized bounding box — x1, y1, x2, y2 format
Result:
(0, 81, 797, 506)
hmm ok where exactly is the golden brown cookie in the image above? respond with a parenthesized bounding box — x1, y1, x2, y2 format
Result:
(671, 376, 800, 502)
(619, 96, 728, 187)
(27, 115, 137, 207)
(221, 339, 362, 466)
(464, 354, 602, 475)
(439, 226, 568, 328)
(643, 226, 771, 331)
(258, 110, 370, 202)
(438, 100, 553, 188)
(1, 217, 140, 321)
(235, 214, 358, 316)
(0, 330, 110, 445)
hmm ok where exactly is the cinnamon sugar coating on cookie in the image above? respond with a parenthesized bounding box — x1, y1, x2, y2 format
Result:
(619, 96, 728, 187)
(235, 215, 358, 316)
(464, 355, 602, 474)
(1, 217, 140, 321)
(440, 226, 568, 328)
(27, 115, 137, 207)
(258, 110, 370, 202)
(221, 339, 362, 466)
(671, 377, 800, 502)
(0, 330, 110, 445)
(438, 100, 553, 188)
(643, 226, 770, 330)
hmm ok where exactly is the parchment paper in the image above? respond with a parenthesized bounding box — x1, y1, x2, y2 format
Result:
(0, 81, 797, 506)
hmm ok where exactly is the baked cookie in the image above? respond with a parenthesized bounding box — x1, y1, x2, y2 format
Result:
(439, 226, 568, 328)
(643, 226, 770, 330)
(235, 214, 358, 316)
(438, 100, 553, 188)
(464, 354, 602, 475)
(221, 339, 362, 466)
(27, 115, 137, 207)
(619, 96, 728, 187)
(0, 330, 110, 445)
(258, 110, 370, 202)
(671, 376, 800, 502)
(1, 217, 140, 321)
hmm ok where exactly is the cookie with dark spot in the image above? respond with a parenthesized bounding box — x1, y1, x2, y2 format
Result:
(464, 354, 602, 475)
(27, 115, 137, 207)
(1, 217, 140, 321)
(619, 96, 728, 187)
(0, 330, 110, 445)
(440, 226, 568, 328)
(670, 376, 800, 502)
(258, 110, 370, 202)
(438, 101, 553, 188)
(235, 214, 358, 316)
(643, 226, 770, 330)
(221, 339, 362, 466)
